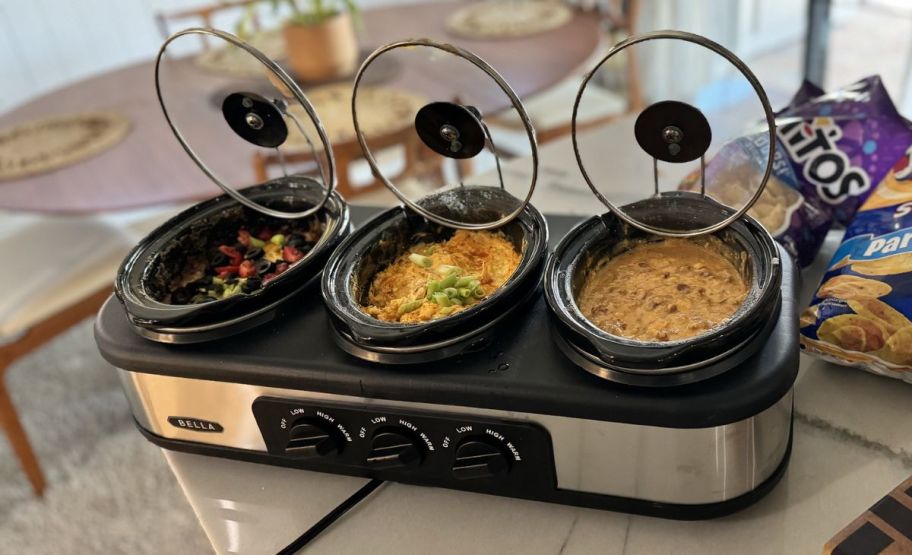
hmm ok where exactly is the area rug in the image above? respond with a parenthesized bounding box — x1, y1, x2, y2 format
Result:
(0, 320, 211, 554)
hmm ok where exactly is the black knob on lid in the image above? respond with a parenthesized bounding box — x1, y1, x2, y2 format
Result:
(633, 100, 711, 163)
(414, 101, 486, 159)
(285, 419, 340, 457)
(221, 91, 288, 148)
(452, 437, 511, 480)
(366, 428, 424, 469)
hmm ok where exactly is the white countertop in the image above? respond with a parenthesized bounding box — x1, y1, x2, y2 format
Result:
(165, 123, 912, 554)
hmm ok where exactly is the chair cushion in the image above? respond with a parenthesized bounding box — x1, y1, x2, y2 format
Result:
(0, 207, 179, 341)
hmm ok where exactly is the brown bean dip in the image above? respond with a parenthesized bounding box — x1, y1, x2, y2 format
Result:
(577, 239, 748, 341)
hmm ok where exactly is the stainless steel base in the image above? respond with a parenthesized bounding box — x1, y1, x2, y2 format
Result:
(118, 369, 792, 506)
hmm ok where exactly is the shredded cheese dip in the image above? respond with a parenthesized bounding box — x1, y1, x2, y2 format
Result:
(364, 230, 520, 323)
(577, 239, 748, 341)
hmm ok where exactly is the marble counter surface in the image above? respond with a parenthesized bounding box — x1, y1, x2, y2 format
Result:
(164, 124, 912, 554)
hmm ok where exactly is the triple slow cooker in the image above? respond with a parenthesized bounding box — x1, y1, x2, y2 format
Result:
(98, 29, 798, 529)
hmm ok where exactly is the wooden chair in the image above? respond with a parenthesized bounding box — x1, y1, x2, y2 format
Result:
(0, 211, 172, 496)
(489, 0, 643, 155)
(0, 287, 112, 496)
(253, 127, 466, 199)
(155, 0, 263, 49)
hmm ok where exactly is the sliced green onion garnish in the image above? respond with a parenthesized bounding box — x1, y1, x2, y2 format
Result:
(433, 292, 451, 307)
(458, 287, 473, 299)
(426, 280, 441, 298)
(434, 306, 457, 319)
(474, 286, 486, 298)
(440, 273, 459, 289)
(436, 264, 462, 276)
(454, 276, 477, 288)
(443, 287, 458, 298)
(398, 299, 423, 315)
(409, 253, 433, 268)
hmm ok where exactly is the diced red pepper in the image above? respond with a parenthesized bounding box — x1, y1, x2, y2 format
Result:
(257, 228, 273, 241)
(282, 245, 304, 263)
(275, 262, 289, 275)
(218, 245, 243, 265)
(237, 229, 252, 247)
(262, 272, 277, 284)
(215, 264, 239, 277)
(238, 260, 257, 278)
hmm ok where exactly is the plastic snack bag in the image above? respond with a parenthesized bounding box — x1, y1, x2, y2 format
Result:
(681, 76, 912, 267)
(800, 147, 912, 383)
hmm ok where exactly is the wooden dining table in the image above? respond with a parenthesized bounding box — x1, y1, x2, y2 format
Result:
(0, 1, 600, 214)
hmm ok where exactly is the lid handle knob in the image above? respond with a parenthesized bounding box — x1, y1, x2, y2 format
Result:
(633, 100, 711, 163)
(414, 101, 486, 159)
(221, 92, 289, 149)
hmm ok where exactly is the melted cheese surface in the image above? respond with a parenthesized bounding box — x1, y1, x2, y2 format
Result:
(577, 239, 748, 341)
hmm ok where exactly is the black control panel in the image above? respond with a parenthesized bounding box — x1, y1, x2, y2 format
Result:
(251, 397, 557, 497)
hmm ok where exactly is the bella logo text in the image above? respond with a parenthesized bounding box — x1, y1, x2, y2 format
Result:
(167, 416, 224, 433)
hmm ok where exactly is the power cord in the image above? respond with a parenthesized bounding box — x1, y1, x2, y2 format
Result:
(277, 479, 386, 554)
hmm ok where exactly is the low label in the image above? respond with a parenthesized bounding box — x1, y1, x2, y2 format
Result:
(168, 417, 223, 433)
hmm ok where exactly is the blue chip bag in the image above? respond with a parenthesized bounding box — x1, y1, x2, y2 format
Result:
(800, 148, 912, 382)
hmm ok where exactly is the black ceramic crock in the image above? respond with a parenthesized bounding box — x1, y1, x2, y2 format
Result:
(322, 187, 547, 363)
(544, 30, 786, 385)
(115, 28, 353, 343)
(116, 178, 350, 341)
(321, 39, 546, 363)
(544, 195, 782, 385)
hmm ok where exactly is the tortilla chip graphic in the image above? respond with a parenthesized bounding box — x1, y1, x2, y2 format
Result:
(831, 325, 868, 352)
(851, 253, 912, 276)
(817, 314, 887, 352)
(877, 325, 912, 365)
(847, 298, 912, 335)
(800, 304, 819, 328)
(817, 275, 892, 300)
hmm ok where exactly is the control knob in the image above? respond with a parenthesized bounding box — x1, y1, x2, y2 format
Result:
(452, 436, 512, 479)
(366, 427, 424, 469)
(285, 419, 341, 458)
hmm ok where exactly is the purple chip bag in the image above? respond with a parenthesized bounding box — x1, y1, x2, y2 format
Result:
(776, 76, 912, 225)
(681, 76, 912, 267)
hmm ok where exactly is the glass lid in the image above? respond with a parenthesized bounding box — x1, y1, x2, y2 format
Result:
(155, 28, 335, 219)
(572, 30, 776, 237)
(352, 39, 537, 230)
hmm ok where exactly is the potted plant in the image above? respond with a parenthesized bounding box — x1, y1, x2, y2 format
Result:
(240, 0, 360, 81)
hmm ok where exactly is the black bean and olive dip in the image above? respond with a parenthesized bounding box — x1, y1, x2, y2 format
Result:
(161, 217, 323, 305)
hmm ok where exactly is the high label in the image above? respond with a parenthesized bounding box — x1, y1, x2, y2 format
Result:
(168, 416, 223, 433)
